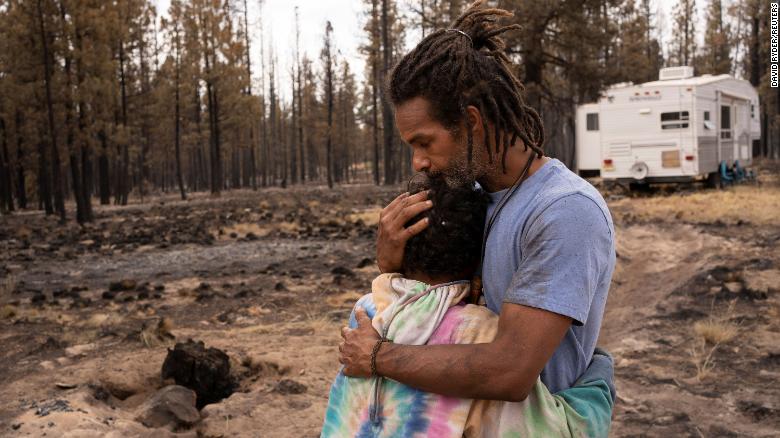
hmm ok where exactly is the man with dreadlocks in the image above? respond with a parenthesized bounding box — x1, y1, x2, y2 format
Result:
(323, 176, 613, 437)
(339, 0, 616, 432)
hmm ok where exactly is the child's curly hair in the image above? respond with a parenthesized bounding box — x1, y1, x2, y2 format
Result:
(401, 175, 489, 279)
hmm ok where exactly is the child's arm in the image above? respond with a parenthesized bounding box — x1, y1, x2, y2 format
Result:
(454, 307, 615, 438)
(554, 348, 616, 438)
(347, 294, 376, 329)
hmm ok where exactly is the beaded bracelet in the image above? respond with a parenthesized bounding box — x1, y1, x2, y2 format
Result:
(370, 338, 391, 376)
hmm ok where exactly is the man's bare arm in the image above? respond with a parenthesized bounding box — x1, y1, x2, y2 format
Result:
(339, 302, 571, 402)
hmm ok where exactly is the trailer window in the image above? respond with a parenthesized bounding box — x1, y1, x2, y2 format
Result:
(660, 111, 689, 129)
(703, 111, 714, 130)
(720, 105, 731, 139)
(586, 113, 599, 131)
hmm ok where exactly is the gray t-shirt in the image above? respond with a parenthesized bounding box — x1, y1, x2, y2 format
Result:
(481, 158, 615, 394)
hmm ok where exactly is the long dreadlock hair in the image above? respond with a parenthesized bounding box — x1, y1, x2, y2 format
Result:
(388, 0, 544, 172)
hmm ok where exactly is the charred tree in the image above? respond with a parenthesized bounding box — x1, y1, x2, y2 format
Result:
(322, 21, 334, 189)
(37, 0, 65, 221)
(0, 117, 13, 213)
(14, 111, 27, 209)
(173, 16, 186, 200)
(380, 0, 395, 185)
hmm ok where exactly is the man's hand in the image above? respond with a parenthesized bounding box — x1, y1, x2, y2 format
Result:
(339, 308, 381, 377)
(376, 191, 432, 273)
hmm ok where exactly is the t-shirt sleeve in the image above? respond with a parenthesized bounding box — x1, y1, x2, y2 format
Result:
(347, 293, 377, 329)
(503, 193, 613, 326)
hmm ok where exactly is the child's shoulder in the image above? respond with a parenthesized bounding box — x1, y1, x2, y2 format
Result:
(348, 293, 376, 329)
(428, 303, 499, 345)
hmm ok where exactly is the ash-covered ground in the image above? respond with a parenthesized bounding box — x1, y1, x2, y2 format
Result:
(1, 163, 778, 437)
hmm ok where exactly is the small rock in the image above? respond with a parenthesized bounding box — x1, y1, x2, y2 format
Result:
(216, 311, 236, 324)
(109, 279, 137, 292)
(723, 282, 743, 294)
(101, 291, 116, 300)
(356, 258, 373, 269)
(34, 399, 72, 417)
(331, 266, 355, 277)
(89, 383, 110, 402)
(55, 382, 77, 390)
(136, 385, 200, 429)
(275, 379, 307, 395)
(274, 282, 287, 291)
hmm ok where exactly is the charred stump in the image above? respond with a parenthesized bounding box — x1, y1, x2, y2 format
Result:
(161, 339, 234, 408)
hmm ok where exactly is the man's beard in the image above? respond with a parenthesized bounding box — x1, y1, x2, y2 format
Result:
(429, 146, 485, 188)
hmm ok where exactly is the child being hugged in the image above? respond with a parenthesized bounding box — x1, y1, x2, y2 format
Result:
(322, 175, 615, 438)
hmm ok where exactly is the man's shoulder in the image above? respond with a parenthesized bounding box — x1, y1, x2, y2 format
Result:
(528, 161, 612, 231)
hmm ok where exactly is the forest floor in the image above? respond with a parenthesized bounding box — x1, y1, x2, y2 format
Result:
(0, 161, 778, 437)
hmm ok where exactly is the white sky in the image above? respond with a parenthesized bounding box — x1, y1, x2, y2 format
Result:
(151, 0, 716, 101)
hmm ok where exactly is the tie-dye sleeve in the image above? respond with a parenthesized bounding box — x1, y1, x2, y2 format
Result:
(453, 304, 613, 438)
(347, 293, 377, 329)
(554, 350, 615, 438)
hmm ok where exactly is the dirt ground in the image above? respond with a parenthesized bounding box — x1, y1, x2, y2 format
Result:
(0, 162, 778, 437)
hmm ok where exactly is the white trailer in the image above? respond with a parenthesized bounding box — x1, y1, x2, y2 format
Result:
(575, 67, 761, 184)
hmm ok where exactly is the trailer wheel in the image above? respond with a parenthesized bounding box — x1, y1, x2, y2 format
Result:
(706, 172, 722, 189)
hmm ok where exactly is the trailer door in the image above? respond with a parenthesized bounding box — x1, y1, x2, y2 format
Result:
(735, 101, 751, 164)
(719, 100, 734, 164)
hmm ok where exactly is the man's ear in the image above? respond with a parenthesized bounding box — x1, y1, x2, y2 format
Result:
(466, 105, 485, 143)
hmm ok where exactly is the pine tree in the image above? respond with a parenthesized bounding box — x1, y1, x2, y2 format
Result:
(669, 0, 697, 67)
(321, 21, 335, 189)
(698, 0, 732, 74)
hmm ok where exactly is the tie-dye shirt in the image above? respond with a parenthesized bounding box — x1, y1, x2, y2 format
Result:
(322, 274, 614, 438)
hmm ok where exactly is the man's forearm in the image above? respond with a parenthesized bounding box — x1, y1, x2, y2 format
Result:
(376, 341, 535, 401)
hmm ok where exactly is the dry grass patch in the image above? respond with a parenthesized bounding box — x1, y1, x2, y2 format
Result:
(693, 319, 738, 345)
(1, 275, 15, 303)
(325, 290, 365, 308)
(0, 304, 16, 319)
(139, 317, 175, 348)
(689, 300, 740, 381)
(303, 310, 338, 334)
(612, 185, 780, 226)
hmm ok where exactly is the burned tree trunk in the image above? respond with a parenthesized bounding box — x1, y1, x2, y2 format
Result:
(173, 21, 186, 201)
(15, 111, 27, 209)
(323, 21, 334, 189)
(37, 0, 65, 221)
(98, 129, 111, 205)
(0, 117, 13, 213)
(380, 0, 395, 185)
